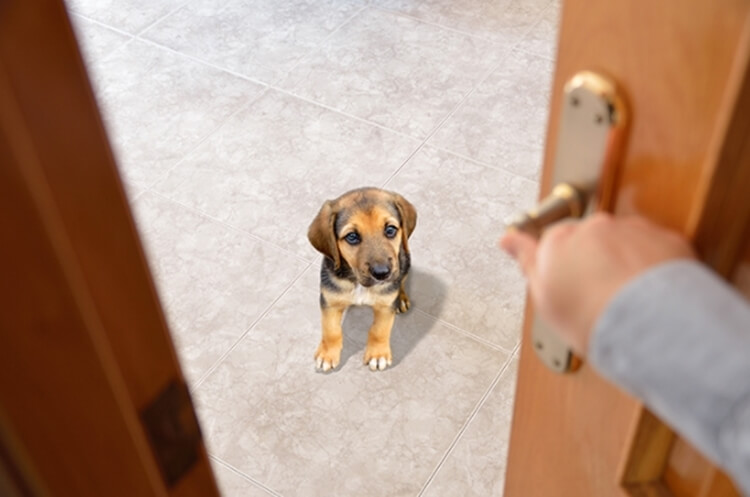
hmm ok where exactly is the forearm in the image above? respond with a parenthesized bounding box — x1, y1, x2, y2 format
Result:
(590, 260, 750, 495)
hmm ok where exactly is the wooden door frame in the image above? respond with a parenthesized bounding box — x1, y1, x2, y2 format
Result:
(0, 1, 220, 495)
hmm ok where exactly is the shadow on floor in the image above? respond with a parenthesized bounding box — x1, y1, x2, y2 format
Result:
(337, 267, 447, 369)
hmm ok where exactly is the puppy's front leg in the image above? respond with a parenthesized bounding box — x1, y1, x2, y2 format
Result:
(315, 304, 345, 372)
(364, 305, 395, 371)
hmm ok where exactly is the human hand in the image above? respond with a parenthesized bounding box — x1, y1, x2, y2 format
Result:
(500, 213, 696, 356)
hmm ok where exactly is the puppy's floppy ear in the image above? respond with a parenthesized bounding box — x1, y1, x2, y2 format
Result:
(308, 200, 341, 268)
(391, 193, 417, 254)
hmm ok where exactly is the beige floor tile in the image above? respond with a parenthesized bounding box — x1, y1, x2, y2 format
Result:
(69, 15, 132, 64)
(195, 283, 507, 497)
(64, 0, 183, 34)
(428, 50, 554, 180)
(372, 0, 553, 45)
(211, 459, 274, 497)
(90, 40, 263, 188)
(152, 90, 420, 260)
(386, 147, 538, 350)
(282, 8, 506, 138)
(519, 3, 561, 60)
(423, 357, 519, 497)
(142, 0, 366, 83)
(131, 192, 307, 384)
(297, 262, 324, 293)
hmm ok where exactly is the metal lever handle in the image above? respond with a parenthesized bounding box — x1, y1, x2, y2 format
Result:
(506, 183, 586, 238)
(505, 70, 628, 374)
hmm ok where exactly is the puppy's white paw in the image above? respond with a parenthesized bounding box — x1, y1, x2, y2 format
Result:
(368, 357, 392, 371)
(315, 343, 341, 372)
(316, 357, 334, 372)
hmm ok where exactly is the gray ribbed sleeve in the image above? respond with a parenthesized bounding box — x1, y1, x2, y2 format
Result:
(590, 260, 750, 496)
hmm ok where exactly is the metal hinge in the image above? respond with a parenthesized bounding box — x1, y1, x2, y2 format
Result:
(141, 379, 202, 488)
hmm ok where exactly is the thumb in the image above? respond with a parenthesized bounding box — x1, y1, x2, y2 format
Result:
(499, 229, 538, 280)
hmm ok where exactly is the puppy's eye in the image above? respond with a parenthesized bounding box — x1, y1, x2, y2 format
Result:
(344, 232, 361, 245)
(384, 225, 398, 239)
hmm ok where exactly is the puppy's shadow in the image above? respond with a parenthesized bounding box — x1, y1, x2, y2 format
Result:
(338, 267, 447, 369)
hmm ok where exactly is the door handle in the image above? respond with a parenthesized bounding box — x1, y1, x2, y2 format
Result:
(506, 182, 585, 238)
(506, 71, 629, 373)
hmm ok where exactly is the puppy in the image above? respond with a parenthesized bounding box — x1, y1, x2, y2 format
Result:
(308, 188, 417, 372)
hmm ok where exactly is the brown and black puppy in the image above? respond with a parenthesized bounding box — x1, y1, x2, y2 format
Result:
(308, 188, 417, 372)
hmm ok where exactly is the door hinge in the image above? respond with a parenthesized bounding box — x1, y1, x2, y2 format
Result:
(141, 379, 202, 488)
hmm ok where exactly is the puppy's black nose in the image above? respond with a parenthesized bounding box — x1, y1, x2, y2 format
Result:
(369, 264, 391, 281)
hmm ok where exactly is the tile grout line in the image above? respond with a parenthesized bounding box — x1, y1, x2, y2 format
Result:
(257, 4, 367, 89)
(416, 350, 519, 497)
(68, 11, 135, 37)
(511, 0, 560, 63)
(322, 5, 370, 38)
(141, 84, 270, 190)
(515, 45, 556, 63)
(194, 261, 313, 389)
(371, 6, 514, 48)
(378, 142, 427, 190)
(134, 36, 271, 85)
(134, 36, 422, 142)
(134, 1, 192, 38)
(69, 0, 190, 59)
(68, 12, 139, 63)
(381, 51, 509, 188)
(414, 9, 554, 142)
(143, 188, 313, 266)
(101, 42, 273, 196)
(395, 26, 557, 184)
(371, 2, 554, 53)
(210, 456, 284, 497)
(280, 4, 371, 78)
(424, 142, 542, 186)
(136, 4, 369, 89)
(128, 189, 146, 203)
(371, 2, 561, 73)
(411, 308, 513, 354)
(271, 84, 420, 141)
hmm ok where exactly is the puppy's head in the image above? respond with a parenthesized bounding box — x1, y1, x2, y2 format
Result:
(308, 188, 416, 287)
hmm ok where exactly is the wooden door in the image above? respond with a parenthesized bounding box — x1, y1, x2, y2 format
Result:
(0, 1, 221, 495)
(505, 1, 750, 496)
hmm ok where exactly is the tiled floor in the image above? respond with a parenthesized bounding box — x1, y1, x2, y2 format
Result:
(68, 1, 558, 495)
